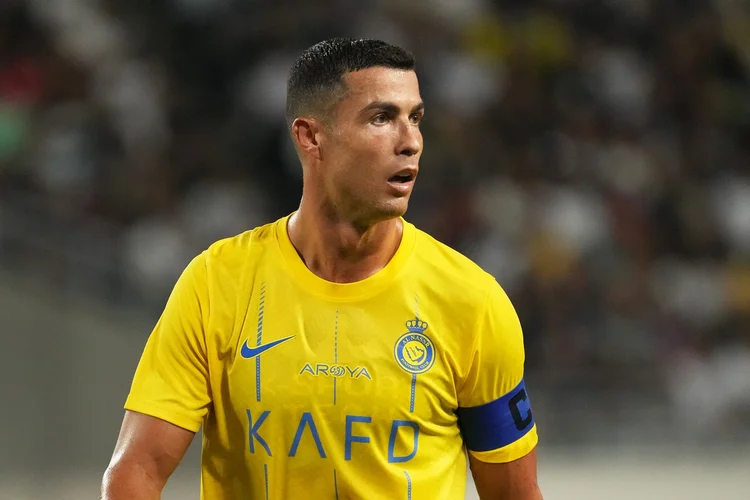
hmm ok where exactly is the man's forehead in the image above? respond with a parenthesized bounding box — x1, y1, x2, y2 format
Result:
(342, 67, 421, 105)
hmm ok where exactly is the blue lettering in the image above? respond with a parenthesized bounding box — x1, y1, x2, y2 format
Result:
(246, 410, 272, 456)
(289, 412, 326, 458)
(300, 364, 372, 379)
(344, 415, 371, 460)
(246, 411, 420, 462)
(388, 420, 419, 463)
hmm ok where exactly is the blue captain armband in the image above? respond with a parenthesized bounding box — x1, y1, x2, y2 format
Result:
(456, 379, 535, 452)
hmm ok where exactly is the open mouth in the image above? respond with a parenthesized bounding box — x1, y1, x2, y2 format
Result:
(388, 172, 415, 183)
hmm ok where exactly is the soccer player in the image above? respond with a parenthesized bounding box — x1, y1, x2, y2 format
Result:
(102, 38, 541, 500)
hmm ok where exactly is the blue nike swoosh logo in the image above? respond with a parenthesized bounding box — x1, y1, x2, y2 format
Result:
(240, 335, 295, 359)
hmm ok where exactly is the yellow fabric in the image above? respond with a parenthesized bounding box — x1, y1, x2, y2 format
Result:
(125, 214, 537, 499)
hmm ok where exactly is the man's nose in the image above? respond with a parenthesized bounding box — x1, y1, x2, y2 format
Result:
(397, 121, 422, 157)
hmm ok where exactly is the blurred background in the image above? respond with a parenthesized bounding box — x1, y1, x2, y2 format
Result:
(1, 0, 750, 498)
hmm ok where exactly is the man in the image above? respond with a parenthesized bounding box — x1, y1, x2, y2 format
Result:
(102, 38, 541, 500)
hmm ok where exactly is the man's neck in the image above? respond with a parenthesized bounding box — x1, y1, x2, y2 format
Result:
(287, 206, 403, 284)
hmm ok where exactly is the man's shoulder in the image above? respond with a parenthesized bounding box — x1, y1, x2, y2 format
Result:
(411, 224, 498, 297)
(200, 217, 282, 270)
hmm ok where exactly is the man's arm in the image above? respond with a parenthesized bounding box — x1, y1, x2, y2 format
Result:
(101, 411, 195, 500)
(103, 253, 210, 498)
(457, 276, 542, 499)
(469, 448, 542, 500)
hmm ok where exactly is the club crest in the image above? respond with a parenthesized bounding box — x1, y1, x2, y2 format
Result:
(394, 318, 435, 374)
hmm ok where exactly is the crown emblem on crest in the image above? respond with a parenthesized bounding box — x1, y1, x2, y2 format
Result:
(406, 318, 428, 333)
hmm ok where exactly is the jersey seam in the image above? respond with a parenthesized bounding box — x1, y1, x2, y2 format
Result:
(456, 282, 492, 398)
(199, 250, 214, 402)
(201, 250, 212, 335)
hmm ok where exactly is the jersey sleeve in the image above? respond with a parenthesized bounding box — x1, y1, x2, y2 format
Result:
(456, 278, 538, 463)
(124, 252, 211, 433)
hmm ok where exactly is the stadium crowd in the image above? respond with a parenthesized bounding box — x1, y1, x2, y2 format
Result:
(1, 0, 749, 443)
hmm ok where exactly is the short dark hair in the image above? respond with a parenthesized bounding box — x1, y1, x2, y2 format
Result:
(286, 38, 415, 129)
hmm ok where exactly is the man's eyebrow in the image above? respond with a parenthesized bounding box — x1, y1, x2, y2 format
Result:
(361, 101, 425, 114)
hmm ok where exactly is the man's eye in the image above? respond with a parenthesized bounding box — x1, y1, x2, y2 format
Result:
(410, 113, 423, 124)
(372, 114, 388, 124)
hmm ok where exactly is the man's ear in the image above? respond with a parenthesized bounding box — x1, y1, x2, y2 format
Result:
(291, 117, 324, 162)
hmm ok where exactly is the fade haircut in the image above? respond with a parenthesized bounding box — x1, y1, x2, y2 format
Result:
(286, 38, 415, 129)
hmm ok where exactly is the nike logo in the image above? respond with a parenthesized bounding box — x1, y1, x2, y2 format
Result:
(240, 335, 295, 359)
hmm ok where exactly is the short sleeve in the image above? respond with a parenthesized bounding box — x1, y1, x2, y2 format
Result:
(124, 253, 212, 433)
(456, 279, 538, 463)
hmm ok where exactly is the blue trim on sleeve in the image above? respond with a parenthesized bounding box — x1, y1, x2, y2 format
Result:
(456, 378, 535, 452)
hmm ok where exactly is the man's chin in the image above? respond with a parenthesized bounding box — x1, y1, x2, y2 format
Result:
(378, 198, 409, 219)
(353, 199, 409, 227)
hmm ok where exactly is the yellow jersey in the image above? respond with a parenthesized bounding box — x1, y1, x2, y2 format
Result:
(125, 214, 538, 499)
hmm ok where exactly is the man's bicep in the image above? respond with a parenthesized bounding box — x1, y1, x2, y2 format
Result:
(469, 447, 542, 500)
(457, 280, 542, 498)
(457, 279, 527, 405)
(107, 411, 195, 485)
(457, 278, 538, 460)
